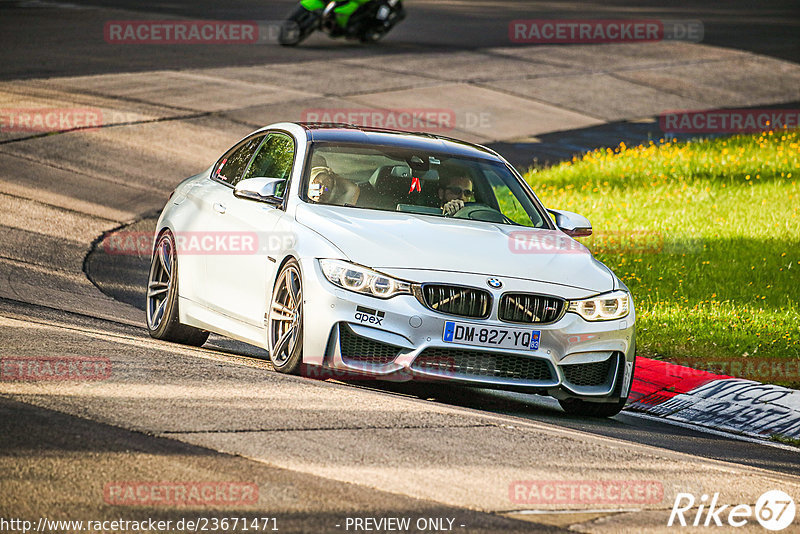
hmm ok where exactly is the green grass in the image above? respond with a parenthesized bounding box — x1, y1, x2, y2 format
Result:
(524, 130, 800, 385)
(770, 434, 800, 448)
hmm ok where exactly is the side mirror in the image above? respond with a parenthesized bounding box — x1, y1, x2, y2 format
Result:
(234, 177, 285, 206)
(548, 209, 592, 238)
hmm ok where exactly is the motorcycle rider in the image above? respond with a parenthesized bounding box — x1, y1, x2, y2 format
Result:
(280, 0, 404, 45)
(322, 0, 373, 37)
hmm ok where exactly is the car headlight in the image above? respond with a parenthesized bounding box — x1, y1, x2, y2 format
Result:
(318, 259, 412, 299)
(567, 290, 630, 321)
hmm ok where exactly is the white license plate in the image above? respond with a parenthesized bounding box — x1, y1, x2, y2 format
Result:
(442, 321, 540, 351)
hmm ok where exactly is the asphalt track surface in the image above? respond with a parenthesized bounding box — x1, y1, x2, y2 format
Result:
(0, 0, 798, 80)
(1, 1, 800, 532)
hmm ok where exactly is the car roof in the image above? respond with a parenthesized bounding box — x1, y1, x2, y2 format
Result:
(295, 122, 500, 160)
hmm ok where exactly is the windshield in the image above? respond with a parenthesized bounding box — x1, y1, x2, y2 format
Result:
(302, 143, 548, 228)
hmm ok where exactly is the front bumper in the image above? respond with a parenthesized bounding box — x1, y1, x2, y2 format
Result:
(300, 258, 636, 402)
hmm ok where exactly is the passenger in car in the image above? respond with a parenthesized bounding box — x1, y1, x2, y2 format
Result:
(307, 166, 361, 206)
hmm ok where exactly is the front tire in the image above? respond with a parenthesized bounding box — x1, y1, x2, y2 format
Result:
(268, 259, 304, 374)
(357, 2, 406, 43)
(558, 397, 627, 418)
(146, 230, 209, 346)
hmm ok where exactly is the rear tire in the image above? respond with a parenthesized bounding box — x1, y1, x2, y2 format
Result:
(146, 230, 209, 347)
(279, 5, 319, 46)
(558, 397, 627, 418)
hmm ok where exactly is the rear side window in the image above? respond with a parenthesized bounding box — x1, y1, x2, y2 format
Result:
(243, 133, 295, 181)
(213, 135, 264, 185)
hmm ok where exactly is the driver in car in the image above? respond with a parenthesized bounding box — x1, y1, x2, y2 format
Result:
(438, 175, 474, 216)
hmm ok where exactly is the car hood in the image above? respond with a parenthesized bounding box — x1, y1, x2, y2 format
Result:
(295, 203, 615, 292)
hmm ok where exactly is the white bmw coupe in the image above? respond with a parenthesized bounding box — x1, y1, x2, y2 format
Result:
(147, 122, 636, 417)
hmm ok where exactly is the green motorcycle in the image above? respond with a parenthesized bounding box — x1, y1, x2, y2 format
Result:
(279, 0, 406, 46)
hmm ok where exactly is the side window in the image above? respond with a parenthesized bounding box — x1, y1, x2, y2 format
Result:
(484, 168, 539, 227)
(212, 135, 264, 186)
(242, 133, 295, 196)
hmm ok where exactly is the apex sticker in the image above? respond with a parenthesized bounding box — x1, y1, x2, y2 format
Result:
(355, 306, 385, 326)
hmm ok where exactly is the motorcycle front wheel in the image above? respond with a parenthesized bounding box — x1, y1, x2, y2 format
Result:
(357, 2, 406, 43)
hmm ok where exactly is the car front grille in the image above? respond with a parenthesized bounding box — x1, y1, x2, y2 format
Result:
(498, 293, 565, 324)
(412, 348, 554, 382)
(561, 357, 614, 387)
(418, 284, 491, 319)
(339, 324, 401, 365)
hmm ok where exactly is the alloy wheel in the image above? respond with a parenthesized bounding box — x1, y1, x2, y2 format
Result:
(146, 234, 173, 330)
(269, 263, 303, 367)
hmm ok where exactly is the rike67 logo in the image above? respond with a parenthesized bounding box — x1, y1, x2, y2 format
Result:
(668, 490, 796, 531)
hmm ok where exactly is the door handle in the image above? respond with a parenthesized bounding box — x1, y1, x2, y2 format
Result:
(213, 202, 227, 214)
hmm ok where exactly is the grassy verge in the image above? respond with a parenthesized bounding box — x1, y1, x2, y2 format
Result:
(524, 130, 800, 386)
(770, 434, 800, 448)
